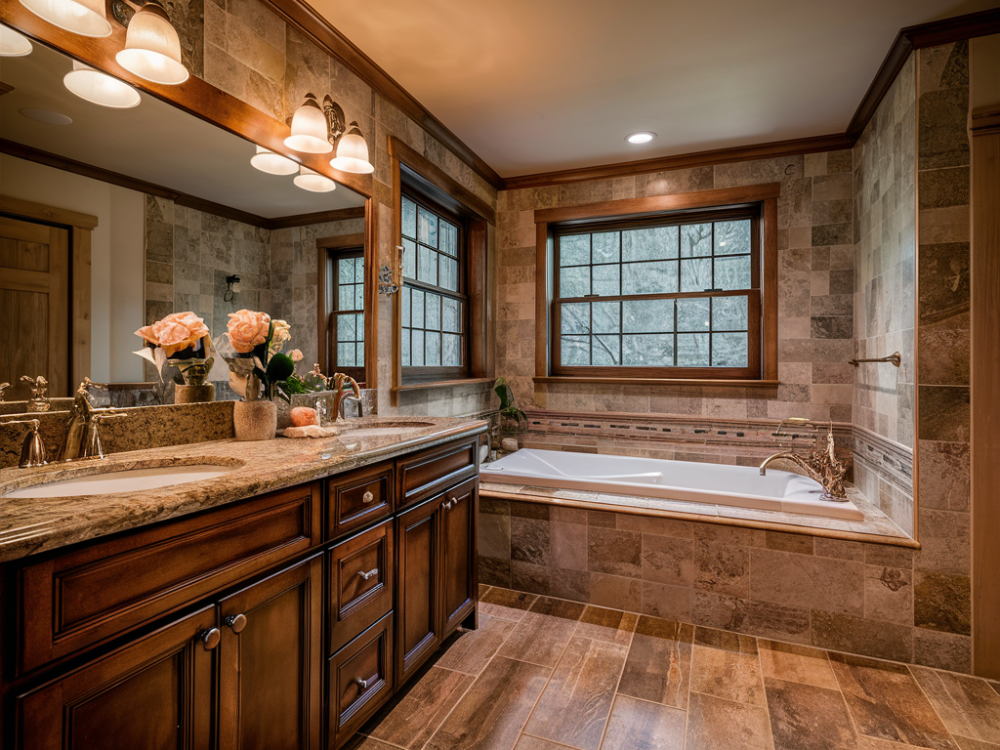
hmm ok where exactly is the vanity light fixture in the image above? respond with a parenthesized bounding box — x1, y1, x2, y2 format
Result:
(0, 24, 34, 56)
(224, 274, 241, 302)
(294, 165, 336, 193)
(285, 94, 333, 154)
(626, 131, 656, 144)
(250, 145, 299, 176)
(64, 61, 141, 108)
(115, 1, 189, 85)
(330, 121, 374, 175)
(18, 0, 111, 37)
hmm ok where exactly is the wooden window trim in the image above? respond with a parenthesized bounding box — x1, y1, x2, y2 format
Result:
(316, 233, 368, 383)
(389, 137, 494, 403)
(534, 184, 779, 385)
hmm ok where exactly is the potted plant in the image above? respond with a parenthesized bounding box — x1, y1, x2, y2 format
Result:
(134, 312, 215, 403)
(224, 310, 295, 440)
(493, 376, 526, 453)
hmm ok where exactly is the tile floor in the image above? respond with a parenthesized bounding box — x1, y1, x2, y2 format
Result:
(349, 586, 1000, 750)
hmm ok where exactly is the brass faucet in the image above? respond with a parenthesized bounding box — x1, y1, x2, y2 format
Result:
(759, 421, 848, 501)
(61, 379, 128, 461)
(330, 373, 361, 421)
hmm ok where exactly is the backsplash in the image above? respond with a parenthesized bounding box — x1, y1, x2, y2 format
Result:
(0, 401, 234, 470)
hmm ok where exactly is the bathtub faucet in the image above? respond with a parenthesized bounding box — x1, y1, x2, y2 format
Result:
(759, 422, 848, 502)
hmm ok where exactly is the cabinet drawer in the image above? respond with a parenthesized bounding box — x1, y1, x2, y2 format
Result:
(17, 482, 322, 676)
(328, 613, 393, 749)
(327, 462, 394, 539)
(396, 439, 478, 510)
(327, 520, 394, 656)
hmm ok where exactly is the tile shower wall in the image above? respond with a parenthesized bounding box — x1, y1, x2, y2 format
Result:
(142, 0, 498, 417)
(851, 54, 917, 535)
(914, 40, 973, 674)
(497, 152, 856, 423)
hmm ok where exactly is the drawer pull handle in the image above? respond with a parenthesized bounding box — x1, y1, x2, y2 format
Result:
(362, 490, 375, 504)
(353, 677, 369, 690)
(201, 628, 221, 650)
(225, 613, 248, 633)
(357, 568, 379, 581)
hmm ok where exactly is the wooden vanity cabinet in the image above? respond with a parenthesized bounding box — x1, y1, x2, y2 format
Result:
(395, 475, 479, 685)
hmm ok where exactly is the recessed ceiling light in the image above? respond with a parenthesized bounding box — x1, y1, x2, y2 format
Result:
(19, 107, 72, 125)
(626, 131, 656, 144)
(0, 24, 33, 57)
(64, 61, 141, 109)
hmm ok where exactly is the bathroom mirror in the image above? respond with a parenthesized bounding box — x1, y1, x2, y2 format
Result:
(0, 40, 371, 407)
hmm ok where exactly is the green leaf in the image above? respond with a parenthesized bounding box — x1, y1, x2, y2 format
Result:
(266, 352, 295, 383)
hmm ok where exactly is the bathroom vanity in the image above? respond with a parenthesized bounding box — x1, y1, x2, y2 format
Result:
(0, 418, 486, 749)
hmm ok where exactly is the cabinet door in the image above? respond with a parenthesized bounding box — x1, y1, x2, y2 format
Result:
(441, 477, 478, 634)
(395, 495, 442, 686)
(218, 554, 323, 750)
(16, 606, 216, 750)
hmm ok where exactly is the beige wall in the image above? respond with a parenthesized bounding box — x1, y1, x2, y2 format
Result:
(0, 154, 145, 385)
(496, 151, 857, 423)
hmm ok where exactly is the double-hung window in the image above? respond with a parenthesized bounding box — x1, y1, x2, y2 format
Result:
(400, 194, 468, 381)
(322, 244, 365, 384)
(552, 210, 762, 379)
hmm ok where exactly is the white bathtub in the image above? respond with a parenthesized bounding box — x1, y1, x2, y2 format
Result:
(480, 448, 864, 521)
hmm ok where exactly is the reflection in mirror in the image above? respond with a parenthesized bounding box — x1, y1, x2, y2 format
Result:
(0, 40, 368, 408)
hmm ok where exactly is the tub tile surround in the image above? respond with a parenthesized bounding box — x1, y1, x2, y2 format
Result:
(347, 584, 1000, 750)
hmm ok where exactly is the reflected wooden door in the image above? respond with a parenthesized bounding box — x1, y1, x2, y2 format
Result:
(0, 215, 69, 399)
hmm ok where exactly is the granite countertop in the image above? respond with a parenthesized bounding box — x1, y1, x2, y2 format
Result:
(0, 416, 488, 563)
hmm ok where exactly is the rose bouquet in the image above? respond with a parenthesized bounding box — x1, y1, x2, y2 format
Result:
(135, 312, 214, 386)
(224, 309, 296, 401)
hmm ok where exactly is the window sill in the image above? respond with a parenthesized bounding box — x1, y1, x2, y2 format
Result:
(393, 377, 495, 394)
(534, 376, 780, 388)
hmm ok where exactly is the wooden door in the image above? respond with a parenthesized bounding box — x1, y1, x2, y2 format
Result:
(0, 215, 70, 399)
(15, 606, 217, 750)
(395, 495, 442, 686)
(441, 477, 478, 633)
(217, 554, 323, 750)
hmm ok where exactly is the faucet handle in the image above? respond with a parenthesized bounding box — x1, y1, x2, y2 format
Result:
(0, 382, 10, 403)
(5, 418, 48, 468)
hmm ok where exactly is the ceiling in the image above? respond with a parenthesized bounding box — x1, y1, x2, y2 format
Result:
(0, 42, 365, 217)
(314, 0, 997, 177)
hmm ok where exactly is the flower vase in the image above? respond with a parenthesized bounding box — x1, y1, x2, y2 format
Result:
(233, 400, 277, 441)
(175, 383, 215, 404)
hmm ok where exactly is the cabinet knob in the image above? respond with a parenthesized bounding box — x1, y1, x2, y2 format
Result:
(443, 498, 455, 510)
(353, 677, 369, 690)
(225, 613, 248, 633)
(357, 568, 379, 581)
(201, 628, 221, 650)
(362, 490, 375, 504)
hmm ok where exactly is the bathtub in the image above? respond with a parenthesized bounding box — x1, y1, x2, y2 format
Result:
(480, 448, 864, 521)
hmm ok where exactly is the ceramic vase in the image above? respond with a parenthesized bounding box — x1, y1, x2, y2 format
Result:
(233, 400, 277, 441)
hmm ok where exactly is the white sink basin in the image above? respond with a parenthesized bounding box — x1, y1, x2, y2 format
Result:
(3, 464, 240, 498)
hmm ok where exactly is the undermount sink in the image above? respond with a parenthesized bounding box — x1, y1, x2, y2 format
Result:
(337, 421, 436, 439)
(3, 464, 241, 499)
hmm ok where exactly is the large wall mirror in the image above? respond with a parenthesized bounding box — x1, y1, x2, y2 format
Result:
(0, 39, 373, 410)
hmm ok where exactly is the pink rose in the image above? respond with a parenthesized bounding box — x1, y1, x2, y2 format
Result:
(135, 311, 210, 357)
(227, 309, 271, 354)
(289, 349, 303, 362)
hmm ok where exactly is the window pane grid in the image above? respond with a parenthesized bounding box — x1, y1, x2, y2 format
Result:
(331, 253, 364, 372)
(401, 195, 467, 371)
(555, 215, 756, 372)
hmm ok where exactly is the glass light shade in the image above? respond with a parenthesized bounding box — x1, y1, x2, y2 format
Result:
(64, 61, 141, 108)
(1, 24, 33, 56)
(285, 98, 332, 154)
(329, 125, 374, 174)
(294, 166, 336, 193)
(115, 4, 189, 85)
(18, 0, 111, 37)
(250, 145, 299, 176)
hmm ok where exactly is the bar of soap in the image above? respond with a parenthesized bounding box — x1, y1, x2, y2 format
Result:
(290, 406, 318, 426)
